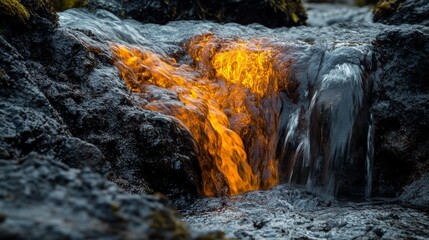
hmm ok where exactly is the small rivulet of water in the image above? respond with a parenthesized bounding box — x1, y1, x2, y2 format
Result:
(59, 8, 378, 198)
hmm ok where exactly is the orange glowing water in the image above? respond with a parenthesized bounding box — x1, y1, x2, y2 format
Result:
(111, 35, 288, 196)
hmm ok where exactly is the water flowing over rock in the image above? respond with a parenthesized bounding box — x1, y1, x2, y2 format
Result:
(58, 8, 385, 197)
(305, 3, 373, 26)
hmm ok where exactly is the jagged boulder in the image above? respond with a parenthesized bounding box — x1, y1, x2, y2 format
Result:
(371, 25, 429, 197)
(373, 0, 429, 26)
(0, 154, 191, 239)
(86, 0, 307, 27)
(400, 173, 429, 206)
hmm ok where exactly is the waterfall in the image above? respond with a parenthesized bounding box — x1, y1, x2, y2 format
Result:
(59, 9, 376, 198)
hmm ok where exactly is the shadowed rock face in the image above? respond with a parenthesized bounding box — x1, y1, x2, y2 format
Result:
(86, 0, 307, 27)
(371, 25, 429, 197)
(373, 0, 429, 26)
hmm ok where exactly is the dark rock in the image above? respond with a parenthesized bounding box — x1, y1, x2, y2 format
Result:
(354, 0, 379, 6)
(371, 25, 429, 197)
(86, 0, 307, 27)
(0, 0, 58, 35)
(0, 35, 104, 172)
(53, 0, 86, 12)
(400, 173, 429, 206)
(373, 0, 429, 26)
(0, 153, 190, 239)
(86, 0, 124, 16)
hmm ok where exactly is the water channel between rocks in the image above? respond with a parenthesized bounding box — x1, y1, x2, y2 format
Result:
(58, 4, 429, 239)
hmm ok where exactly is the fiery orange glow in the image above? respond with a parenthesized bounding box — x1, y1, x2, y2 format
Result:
(111, 34, 288, 196)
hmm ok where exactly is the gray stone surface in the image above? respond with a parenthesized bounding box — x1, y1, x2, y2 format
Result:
(0, 153, 191, 239)
(400, 173, 429, 206)
(371, 25, 429, 197)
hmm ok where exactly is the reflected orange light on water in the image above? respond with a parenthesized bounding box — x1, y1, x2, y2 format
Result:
(111, 35, 288, 196)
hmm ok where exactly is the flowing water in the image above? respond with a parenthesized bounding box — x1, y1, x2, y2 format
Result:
(58, 5, 429, 238)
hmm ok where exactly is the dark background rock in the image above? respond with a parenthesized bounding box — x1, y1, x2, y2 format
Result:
(371, 25, 429, 197)
(86, 0, 307, 27)
(0, 35, 105, 171)
(373, 0, 429, 26)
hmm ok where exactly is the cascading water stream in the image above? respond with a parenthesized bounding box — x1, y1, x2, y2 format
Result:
(59, 8, 376, 198)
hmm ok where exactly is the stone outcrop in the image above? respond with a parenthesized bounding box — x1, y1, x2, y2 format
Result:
(371, 25, 429, 197)
(373, 0, 429, 26)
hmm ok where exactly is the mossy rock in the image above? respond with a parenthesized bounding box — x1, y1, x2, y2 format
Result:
(373, 0, 429, 26)
(373, 0, 405, 20)
(306, 0, 335, 3)
(0, 0, 58, 32)
(0, 0, 30, 22)
(52, 0, 87, 12)
(354, 0, 380, 6)
(149, 210, 191, 239)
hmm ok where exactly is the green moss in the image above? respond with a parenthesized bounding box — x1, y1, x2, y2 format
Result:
(268, 0, 307, 24)
(149, 210, 191, 240)
(373, 0, 405, 20)
(52, 0, 87, 12)
(0, 0, 30, 22)
(354, 0, 379, 7)
(0, 67, 11, 88)
(195, 231, 228, 240)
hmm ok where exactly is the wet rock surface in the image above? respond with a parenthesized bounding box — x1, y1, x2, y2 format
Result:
(0, 153, 190, 239)
(400, 173, 429, 206)
(86, 0, 307, 27)
(371, 25, 429, 197)
(373, 0, 429, 26)
(182, 185, 429, 239)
